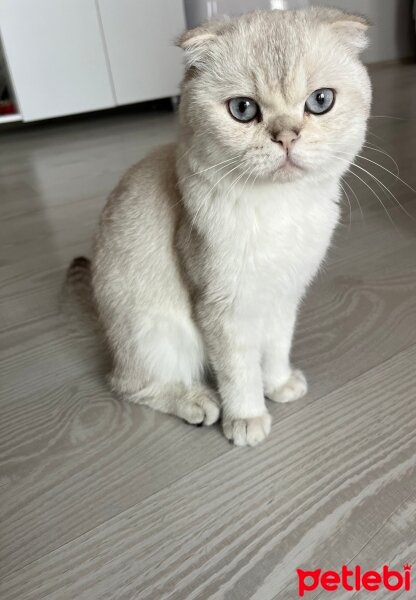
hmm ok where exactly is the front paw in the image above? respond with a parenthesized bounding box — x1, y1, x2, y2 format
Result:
(266, 369, 307, 403)
(222, 412, 271, 447)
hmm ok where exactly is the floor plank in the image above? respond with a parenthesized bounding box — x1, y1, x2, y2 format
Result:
(1, 345, 415, 600)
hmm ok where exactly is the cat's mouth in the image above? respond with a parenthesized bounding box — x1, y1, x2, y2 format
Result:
(277, 155, 303, 172)
(271, 155, 306, 181)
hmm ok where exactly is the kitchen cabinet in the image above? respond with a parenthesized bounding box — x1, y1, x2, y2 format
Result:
(98, 0, 186, 106)
(0, 0, 186, 122)
(0, 0, 115, 121)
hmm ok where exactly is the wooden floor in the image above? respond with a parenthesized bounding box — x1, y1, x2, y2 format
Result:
(1, 63, 416, 599)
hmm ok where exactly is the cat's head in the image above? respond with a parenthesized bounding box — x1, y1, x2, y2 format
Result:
(177, 8, 371, 184)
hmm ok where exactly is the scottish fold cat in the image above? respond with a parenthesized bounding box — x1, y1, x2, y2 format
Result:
(71, 8, 371, 446)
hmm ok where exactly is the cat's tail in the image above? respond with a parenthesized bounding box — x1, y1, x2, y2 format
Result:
(61, 257, 110, 375)
(66, 256, 93, 307)
(61, 256, 102, 339)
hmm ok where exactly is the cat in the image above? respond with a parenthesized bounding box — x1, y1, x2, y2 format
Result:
(69, 8, 371, 446)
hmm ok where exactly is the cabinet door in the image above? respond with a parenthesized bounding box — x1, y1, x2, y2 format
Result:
(0, 0, 115, 121)
(97, 0, 186, 105)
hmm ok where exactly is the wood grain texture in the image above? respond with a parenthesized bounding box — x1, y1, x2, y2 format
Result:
(1, 346, 415, 599)
(0, 62, 416, 598)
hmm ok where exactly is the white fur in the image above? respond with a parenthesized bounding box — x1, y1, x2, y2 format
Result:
(134, 313, 206, 386)
(178, 173, 340, 434)
(89, 8, 371, 446)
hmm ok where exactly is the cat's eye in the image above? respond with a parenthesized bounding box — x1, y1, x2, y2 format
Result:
(228, 97, 260, 122)
(305, 88, 335, 115)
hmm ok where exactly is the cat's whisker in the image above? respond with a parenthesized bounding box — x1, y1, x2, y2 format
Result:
(354, 164, 416, 224)
(234, 166, 257, 207)
(332, 150, 416, 223)
(370, 172, 400, 214)
(363, 141, 386, 152)
(246, 167, 260, 199)
(320, 163, 351, 227)
(185, 198, 208, 249)
(361, 145, 400, 178)
(338, 178, 353, 230)
(369, 115, 406, 121)
(180, 155, 242, 181)
(224, 165, 252, 202)
(203, 161, 243, 198)
(321, 163, 355, 228)
(367, 130, 389, 146)
(185, 161, 243, 247)
(342, 176, 364, 221)
(176, 145, 194, 163)
(348, 166, 399, 232)
(326, 141, 399, 178)
(356, 153, 414, 195)
(329, 154, 398, 231)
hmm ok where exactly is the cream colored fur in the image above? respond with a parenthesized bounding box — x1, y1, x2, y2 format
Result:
(89, 8, 371, 446)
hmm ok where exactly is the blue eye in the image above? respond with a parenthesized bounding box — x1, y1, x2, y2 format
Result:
(228, 97, 259, 122)
(305, 88, 335, 115)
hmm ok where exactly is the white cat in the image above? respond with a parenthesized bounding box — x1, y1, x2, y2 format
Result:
(70, 8, 371, 446)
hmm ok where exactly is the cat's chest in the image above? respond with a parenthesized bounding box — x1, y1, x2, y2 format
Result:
(207, 181, 340, 294)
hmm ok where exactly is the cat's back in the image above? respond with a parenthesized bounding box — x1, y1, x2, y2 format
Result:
(92, 142, 184, 292)
(99, 142, 180, 230)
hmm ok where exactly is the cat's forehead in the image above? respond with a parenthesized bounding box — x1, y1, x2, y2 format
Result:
(252, 58, 309, 107)
(218, 21, 339, 104)
(221, 43, 329, 109)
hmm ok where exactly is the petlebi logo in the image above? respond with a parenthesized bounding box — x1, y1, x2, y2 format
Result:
(296, 564, 412, 597)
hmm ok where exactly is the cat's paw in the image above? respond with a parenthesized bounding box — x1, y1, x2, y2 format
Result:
(180, 388, 220, 426)
(266, 369, 307, 403)
(223, 412, 271, 447)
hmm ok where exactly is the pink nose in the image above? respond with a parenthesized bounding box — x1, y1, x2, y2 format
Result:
(271, 130, 300, 152)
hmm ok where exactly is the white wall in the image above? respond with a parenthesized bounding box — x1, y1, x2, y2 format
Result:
(311, 0, 415, 63)
(184, 0, 416, 63)
(184, 0, 269, 28)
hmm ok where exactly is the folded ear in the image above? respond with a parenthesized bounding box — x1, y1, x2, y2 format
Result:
(176, 20, 229, 69)
(314, 8, 370, 53)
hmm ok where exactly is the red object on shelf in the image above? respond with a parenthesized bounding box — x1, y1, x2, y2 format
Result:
(0, 100, 16, 115)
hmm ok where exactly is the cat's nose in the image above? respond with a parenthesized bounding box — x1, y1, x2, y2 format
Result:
(271, 129, 300, 152)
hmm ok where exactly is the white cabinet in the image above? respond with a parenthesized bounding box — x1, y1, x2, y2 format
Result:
(97, 0, 186, 106)
(0, 0, 186, 122)
(0, 0, 116, 121)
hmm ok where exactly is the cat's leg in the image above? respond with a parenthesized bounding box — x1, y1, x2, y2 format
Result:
(121, 382, 220, 426)
(109, 313, 220, 426)
(262, 300, 307, 404)
(197, 305, 270, 446)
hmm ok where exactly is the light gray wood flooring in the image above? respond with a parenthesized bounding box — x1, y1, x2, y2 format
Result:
(1, 63, 416, 599)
